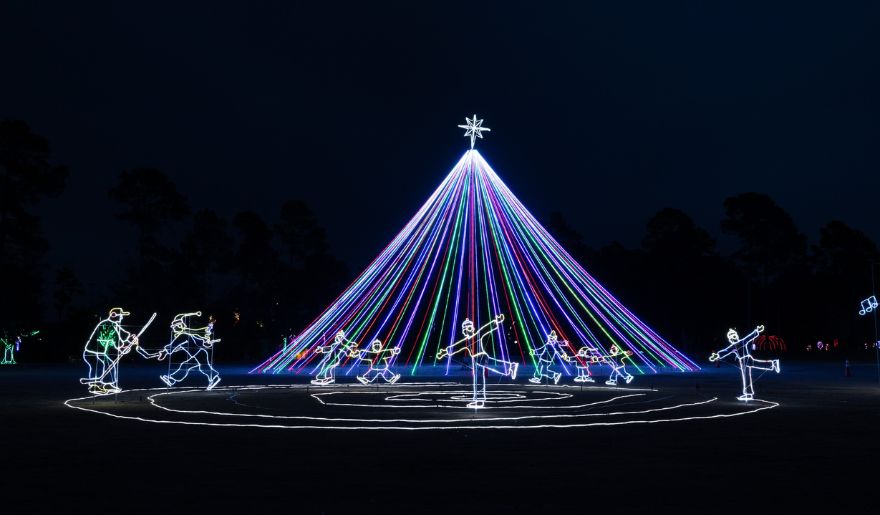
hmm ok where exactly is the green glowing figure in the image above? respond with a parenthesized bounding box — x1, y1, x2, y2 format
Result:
(1, 330, 39, 365)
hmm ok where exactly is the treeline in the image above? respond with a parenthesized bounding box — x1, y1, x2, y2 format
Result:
(545, 198, 879, 360)
(2, 119, 878, 363)
(1, 120, 348, 361)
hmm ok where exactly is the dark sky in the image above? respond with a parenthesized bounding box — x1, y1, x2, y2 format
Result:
(2, 1, 879, 292)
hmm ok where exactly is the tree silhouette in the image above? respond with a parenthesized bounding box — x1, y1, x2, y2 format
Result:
(722, 193, 806, 284)
(53, 266, 84, 319)
(108, 168, 190, 256)
(643, 208, 715, 258)
(108, 168, 190, 311)
(0, 120, 68, 326)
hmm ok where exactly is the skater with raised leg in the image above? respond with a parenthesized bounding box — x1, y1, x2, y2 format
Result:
(437, 314, 516, 408)
(710, 325, 780, 401)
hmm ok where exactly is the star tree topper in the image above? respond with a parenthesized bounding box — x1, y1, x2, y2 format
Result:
(458, 114, 491, 149)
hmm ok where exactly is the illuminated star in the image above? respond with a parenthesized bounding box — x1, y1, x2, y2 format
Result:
(457, 114, 491, 149)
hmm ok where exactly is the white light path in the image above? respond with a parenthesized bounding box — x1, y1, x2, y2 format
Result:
(65, 384, 778, 430)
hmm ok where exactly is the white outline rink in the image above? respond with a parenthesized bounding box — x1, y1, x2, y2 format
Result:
(64, 383, 779, 431)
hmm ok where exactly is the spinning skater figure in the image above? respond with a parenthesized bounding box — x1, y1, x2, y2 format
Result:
(144, 312, 221, 390)
(604, 345, 634, 386)
(529, 330, 568, 384)
(709, 325, 780, 401)
(81, 308, 153, 394)
(351, 339, 401, 384)
(437, 314, 517, 408)
(311, 330, 359, 385)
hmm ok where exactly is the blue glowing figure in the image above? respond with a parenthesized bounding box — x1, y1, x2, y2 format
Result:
(604, 345, 634, 386)
(152, 312, 221, 390)
(529, 330, 568, 384)
(351, 339, 401, 384)
(710, 325, 780, 401)
(437, 314, 517, 408)
(312, 330, 359, 385)
(81, 308, 154, 394)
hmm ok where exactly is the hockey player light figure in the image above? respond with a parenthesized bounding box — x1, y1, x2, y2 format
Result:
(710, 325, 780, 402)
(350, 339, 401, 384)
(529, 330, 569, 384)
(437, 314, 517, 408)
(81, 308, 154, 394)
(311, 330, 359, 385)
(604, 345, 634, 386)
(146, 312, 221, 390)
(571, 345, 602, 383)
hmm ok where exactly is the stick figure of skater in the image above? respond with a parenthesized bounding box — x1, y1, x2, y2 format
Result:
(140, 311, 221, 390)
(437, 314, 517, 408)
(604, 345, 634, 386)
(571, 345, 603, 383)
(529, 330, 568, 384)
(351, 339, 401, 384)
(312, 330, 359, 385)
(710, 325, 780, 401)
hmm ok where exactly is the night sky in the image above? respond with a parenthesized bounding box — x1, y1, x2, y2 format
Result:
(2, 1, 879, 292)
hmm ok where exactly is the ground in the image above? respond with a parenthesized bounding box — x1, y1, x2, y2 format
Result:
(2, 362, 878, 513)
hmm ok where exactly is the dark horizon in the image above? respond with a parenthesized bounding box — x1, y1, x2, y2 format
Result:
(2, 1, 879, 294)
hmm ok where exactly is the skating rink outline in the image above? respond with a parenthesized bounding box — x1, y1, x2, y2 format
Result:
(64, 382, 779, 430)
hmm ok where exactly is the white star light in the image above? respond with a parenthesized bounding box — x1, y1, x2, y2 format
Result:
(458, 114, 491, 149)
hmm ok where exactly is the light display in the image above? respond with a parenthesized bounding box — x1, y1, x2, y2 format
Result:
(145, 312, 221, 390)
(254, 117, 698, 379)
(311, 330, 360, 385)
(437, 314, 517, 408)
(1, 330, 38, 365)
(859, 295, 878, 316)
(528, 330, 568, 384)
(81, 308, 155, 394)
(709, 325, 780, 401)
(351, 339, 402, 384)
(573, 345, 602, 383)
(457, 115, 491, 149)
(604, 345, 634, 386)
(65, 383, 780, 430)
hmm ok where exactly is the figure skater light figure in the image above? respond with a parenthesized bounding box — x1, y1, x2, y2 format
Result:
(604, 345, 634, 386)
(437, 314, 517, 408)
(571, 345, 602, 383)
(351, 339, 401, 384)
(529, 330, 568, 384)
(710, 325, 780, 401)
(311, 330, 359, 385)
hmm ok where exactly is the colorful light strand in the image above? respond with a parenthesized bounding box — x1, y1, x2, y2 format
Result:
(253, 148, 698, 377)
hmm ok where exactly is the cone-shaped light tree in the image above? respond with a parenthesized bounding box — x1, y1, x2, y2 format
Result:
(254, 117, 698, 376)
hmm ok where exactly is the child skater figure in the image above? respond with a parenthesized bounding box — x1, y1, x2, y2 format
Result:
(571, 345, 602, 383)
(709, 325, 780, 401)
(437, 314, 517, 408)
(604, 345, 634, 386)
(529, 330, 568, 384)
(351, 339, 401, 384)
